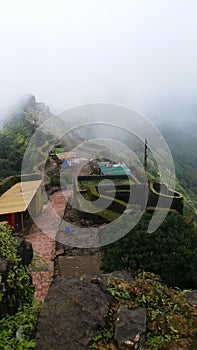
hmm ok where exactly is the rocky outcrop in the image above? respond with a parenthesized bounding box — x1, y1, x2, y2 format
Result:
(35, 271, 133, 350)
(35, 276, 111, 350)
(35, 271, 197, 350)
(23, 94, 53, 123)
(15, 236, 33, 266)
(185, 290, 197, 306)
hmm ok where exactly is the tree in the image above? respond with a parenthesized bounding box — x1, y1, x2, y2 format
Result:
(101, 212, 197, 289)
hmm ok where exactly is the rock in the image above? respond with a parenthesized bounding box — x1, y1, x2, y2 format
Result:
(70, 217, 79, 223)
(35, 276, 110, 350)
(15, 237, 33, 266)
(0, 257, 8, 273)
(0, 237, 33, 270)
(115, 305, 146, 349)
(47, 186, 59, 195)
(184, 290, 197, 306)
(80, 219, 89, 227)
(99, 270, 133, 282)
(55, 248, 65, 257)
(83, 271, 133, 295)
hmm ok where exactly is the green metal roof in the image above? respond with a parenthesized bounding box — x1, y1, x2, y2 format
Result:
(98, 162, 131, 176)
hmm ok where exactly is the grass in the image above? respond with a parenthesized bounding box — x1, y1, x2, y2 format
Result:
(79, 179, 131, 190)
(54, 147, 65, 153)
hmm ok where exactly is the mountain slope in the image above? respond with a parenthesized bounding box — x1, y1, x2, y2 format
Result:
(0, 96, 53, 180)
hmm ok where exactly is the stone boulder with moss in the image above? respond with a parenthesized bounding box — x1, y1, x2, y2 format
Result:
(35, 271, 197, 350)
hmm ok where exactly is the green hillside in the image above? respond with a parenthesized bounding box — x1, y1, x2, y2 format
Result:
(162, 127, 197, 219)
(0, 96, 46, 180)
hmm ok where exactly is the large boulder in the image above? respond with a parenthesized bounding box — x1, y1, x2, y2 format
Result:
(0, 257, 8, 274)
(184, 290, 197, 306)
(115, 305, 147, 349)
(15, 236, 33, 266)
(35, 276, 110, 350)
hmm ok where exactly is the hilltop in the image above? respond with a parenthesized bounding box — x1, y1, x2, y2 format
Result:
(0, 97, 197, 349)
(0, 95, 53, 181)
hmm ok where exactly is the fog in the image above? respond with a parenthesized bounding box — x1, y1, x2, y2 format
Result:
(0, 0, 197, 124)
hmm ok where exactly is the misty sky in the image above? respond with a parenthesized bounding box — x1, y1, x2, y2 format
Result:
(0, 0, 197, 121)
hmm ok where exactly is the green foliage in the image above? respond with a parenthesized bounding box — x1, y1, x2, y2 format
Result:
(108, 283, 130, 300)
(101, 212, 197, 289)
(128, 273, 195, 350)
(0, 112, 37, 180)
(145, 333, 177, 349)
(91, 273, 197, 350)
(5, 265, 34, 312)
(54, 147, 65, 153)
(90, 311, 115, 349)
(47, 167, 61, 187)
(0, 302, 41, 350)
(0, 224, 19, 264)
(0, 224, 39, 348)
(30, 251, 49, 272)
(0, 175, 20, 196)
(0, 224, 34, 316)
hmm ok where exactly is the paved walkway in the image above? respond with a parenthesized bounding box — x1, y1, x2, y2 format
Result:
(26, 226, 54, 301)
(26, 190, 71, 301)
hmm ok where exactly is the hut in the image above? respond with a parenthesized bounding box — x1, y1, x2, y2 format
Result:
(0, 180, 42, 232)
(98, 161, 131, 176)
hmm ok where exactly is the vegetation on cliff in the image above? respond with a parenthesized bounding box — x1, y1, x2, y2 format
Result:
(0, 223, 40, 349)
(0, 98, 39, 180)
(91, 272, 197, 350)
(101, 212, 197, 289)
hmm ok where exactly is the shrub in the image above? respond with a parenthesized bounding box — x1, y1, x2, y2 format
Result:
(101, 212, 197, 289)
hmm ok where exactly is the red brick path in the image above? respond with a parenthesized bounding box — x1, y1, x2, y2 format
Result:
(26, 227, 54, 301)
(26, 190, 72, 301)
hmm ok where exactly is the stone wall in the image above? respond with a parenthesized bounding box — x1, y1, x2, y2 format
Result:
(74, 176, 183, 219)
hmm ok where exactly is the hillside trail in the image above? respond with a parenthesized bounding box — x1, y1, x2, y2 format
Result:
(26, 190, 70, 301)
(26, 187, 101, 300)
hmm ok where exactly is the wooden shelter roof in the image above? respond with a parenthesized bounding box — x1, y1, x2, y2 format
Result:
(56, 152, 76, 160)
(0, 180, 42, 215)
